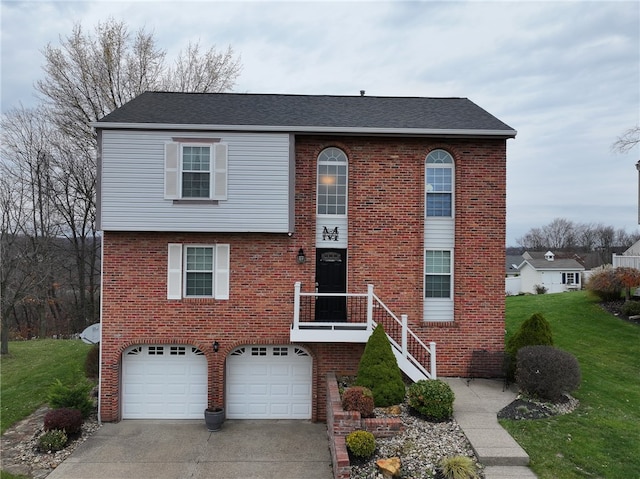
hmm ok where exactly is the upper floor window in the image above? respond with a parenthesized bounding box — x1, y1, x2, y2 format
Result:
(317, 147, 347, 215)
(425, 149, 453, 217)
(164, 141, 228, 201)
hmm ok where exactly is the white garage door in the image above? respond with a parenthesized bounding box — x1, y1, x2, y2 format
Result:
(122, 345, 207, 419)
(226, 345, 312, 419)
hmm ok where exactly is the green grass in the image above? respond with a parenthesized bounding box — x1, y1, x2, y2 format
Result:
(503, 291, 640, 479)
(0, 339, 92, 434)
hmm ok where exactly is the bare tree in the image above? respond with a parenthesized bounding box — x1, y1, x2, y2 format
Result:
(0, 18, 243, 349)
(0, 106, 62, 352)
(516, 218, 639, 258)
(612, 126, 640, 154)
(162, 42, 241, 93)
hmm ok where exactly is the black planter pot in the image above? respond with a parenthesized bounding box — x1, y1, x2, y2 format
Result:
(204, 407, 225, 431)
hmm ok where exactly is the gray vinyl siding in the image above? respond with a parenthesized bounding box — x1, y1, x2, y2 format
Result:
(100, 130, 291, 232)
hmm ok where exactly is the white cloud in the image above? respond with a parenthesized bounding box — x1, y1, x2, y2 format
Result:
(1, 0, 638, 245)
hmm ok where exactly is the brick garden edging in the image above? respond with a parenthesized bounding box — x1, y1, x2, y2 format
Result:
(326, 372, 405, 479)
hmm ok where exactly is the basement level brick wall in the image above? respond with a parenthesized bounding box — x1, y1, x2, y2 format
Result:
(99, 135, 506, 422)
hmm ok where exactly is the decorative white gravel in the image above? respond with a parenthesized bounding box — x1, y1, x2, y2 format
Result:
(350, 403, 483, 479)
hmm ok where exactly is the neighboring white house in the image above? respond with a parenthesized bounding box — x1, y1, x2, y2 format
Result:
(613, 239, 640, 268)
(507, 251, 585, 295)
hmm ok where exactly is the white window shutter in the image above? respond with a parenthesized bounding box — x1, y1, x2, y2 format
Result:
(165, 143, 180, 199)
(215, 244, 230, 300)
(213, 143, 228, 200)
(167, 243, 183, 299)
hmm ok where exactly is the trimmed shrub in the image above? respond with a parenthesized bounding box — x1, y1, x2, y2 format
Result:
(44, 407, 84, 434)
(586, 265, 623, 301)
(438, 455, 479, 479)
(38, 429, 68, 452)
(506, 312, 553, 379)
(407, 379, 454, 421)
(84, 344, 100, 379)
(342, 386, 375, 418)
(534, 284, 547, 295)
(516, 345, 581, 402)
(622, 300, 640, 317)
(355, 324, 405, 407)
(345, 430, 376, 458)
(48, 379, 94, 418)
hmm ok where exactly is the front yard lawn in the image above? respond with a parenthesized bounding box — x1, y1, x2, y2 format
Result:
(0, 339, 92, 434)
(503, 291, 640, 479)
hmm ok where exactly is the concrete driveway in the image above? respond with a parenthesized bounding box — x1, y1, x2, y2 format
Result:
(46, 419, 333, 479)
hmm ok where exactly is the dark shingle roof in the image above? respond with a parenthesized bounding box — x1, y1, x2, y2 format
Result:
(96, 92, 516, 137)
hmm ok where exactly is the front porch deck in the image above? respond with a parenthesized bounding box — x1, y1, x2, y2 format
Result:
(290, 282, 437, 380)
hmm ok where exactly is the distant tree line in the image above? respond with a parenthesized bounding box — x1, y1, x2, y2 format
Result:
(510, 218, 640, 265)
(0, 18, 242, 354)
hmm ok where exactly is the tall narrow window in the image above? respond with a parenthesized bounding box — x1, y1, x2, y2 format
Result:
(425, 250, 452, 298)
(317, 147, 347, 215)
(426, 150, 453, 217)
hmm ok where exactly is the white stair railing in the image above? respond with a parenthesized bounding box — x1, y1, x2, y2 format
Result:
(293, 282, 436, 380)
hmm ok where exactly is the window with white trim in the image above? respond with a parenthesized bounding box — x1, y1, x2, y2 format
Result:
(164, 141, 228, 200)
(425, 150, 453, 217)
(425, 250, 452, 298)
(317, 147, 347, 215)
(562, 272, 580, 285)
(167, 243, 230, 299)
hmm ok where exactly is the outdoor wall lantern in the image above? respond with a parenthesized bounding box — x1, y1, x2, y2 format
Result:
(297, 248, 306, 264)
(213, 341, 219, 353)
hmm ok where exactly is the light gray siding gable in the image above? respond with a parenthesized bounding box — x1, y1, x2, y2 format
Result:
(99, 130, 292, 232)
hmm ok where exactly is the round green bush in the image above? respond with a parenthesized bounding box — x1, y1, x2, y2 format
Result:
(341, 386, 375, 418)
(407, 379, 454, 421)
(345, 430, 376, 458)
(516, 345, 581, 402)
(355, 324, 406, 407)
(38, 429, 68, 452)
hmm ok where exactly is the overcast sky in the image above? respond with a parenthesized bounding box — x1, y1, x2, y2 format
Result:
(2, 0, 639, 246)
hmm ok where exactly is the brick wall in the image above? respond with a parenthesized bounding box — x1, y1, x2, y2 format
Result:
(99, 134, 507, 421)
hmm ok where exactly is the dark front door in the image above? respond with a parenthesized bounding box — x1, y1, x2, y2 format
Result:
(315, 249, 347, 321)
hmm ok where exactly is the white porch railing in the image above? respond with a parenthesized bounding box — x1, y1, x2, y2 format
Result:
(291, 282, 436, 380)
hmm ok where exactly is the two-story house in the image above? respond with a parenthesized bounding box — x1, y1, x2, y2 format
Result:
(94, 92, 516, 422)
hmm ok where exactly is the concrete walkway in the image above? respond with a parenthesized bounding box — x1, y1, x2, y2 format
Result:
(444, 378, 538, 479)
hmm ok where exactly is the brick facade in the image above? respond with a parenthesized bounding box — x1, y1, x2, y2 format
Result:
(99, 135, 506, 422)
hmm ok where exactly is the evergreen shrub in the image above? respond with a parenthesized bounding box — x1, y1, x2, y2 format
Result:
(48, 379, 94, 418)
(345, 430, 376, 458)
(622, 300, 640, 317)
(84, 344, 100, 379)
(355, 324, 405, 407)
(516, 345, 581, 402)
(506, 312, 553, 379)
(407, 379, 454, 421)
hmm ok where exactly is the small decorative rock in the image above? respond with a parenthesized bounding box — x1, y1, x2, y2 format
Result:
(376, 457, 402, 478)
(385, 405, 402, 415)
